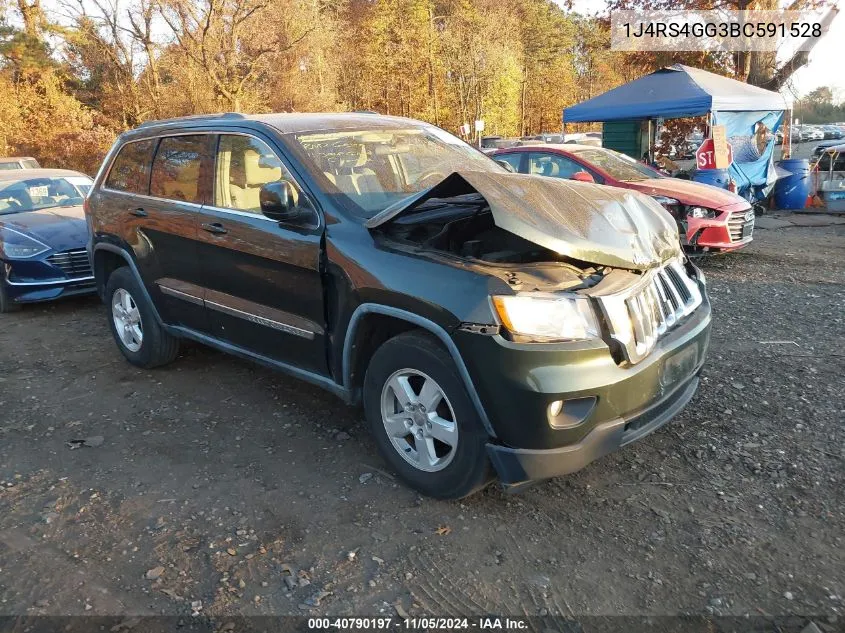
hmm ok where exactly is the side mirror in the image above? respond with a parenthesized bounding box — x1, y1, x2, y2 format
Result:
(259, 181, 302, 223)
(570, 171, 595, 183)
(496, 159, 516, 173)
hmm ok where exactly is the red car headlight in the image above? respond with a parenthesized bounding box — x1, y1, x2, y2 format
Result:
(687, 207, 717, 219)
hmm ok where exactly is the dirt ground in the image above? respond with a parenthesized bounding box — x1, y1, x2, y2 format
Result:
(0, 215, 843, 624)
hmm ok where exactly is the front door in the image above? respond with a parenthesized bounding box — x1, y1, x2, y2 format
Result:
(194, 132, 328, 375)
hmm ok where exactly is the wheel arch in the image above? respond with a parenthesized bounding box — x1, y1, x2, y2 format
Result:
(93, 243, 165, 326)
(342, 303, 496, 438)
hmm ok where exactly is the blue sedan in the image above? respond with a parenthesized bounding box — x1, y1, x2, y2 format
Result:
(0, 169, 96, 312)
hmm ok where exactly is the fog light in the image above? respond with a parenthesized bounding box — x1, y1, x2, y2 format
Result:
(547, 396, 598, 429)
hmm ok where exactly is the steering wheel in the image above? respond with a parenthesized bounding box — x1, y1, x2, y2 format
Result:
(415, 170, 449, 189)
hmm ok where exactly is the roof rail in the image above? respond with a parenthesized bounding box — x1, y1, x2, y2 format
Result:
(138, 112, 246, 128)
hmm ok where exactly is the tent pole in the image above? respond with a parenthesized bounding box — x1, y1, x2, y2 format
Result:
(649, 119, 655, 163)
(780, 108, 792, 160)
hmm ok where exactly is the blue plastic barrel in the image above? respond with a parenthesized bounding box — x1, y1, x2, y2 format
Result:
(774, 159, 811, 210)
(691, 168, 731, 190)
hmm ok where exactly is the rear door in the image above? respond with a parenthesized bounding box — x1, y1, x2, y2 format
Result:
(95, 134, 212, 331)
(142, 134, 215, 331)
(193, 132, 328, 375)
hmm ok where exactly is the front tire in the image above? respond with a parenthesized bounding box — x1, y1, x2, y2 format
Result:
(105, 267, 179, 368)
(363, 331, 493, 499)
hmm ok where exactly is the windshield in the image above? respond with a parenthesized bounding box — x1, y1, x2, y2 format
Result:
(290, 126, 502, 217)
(0, 176, 92, 214)
(573, 148, 661, 182)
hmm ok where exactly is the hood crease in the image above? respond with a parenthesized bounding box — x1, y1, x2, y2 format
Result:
(367, 171, 682, 270)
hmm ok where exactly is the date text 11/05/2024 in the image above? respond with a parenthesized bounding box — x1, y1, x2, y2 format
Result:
(307, 617, 529, 630)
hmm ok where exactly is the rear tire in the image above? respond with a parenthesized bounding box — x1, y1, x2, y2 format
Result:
(105, 267, 179, 368)
(363, 331, 493, 499)
(0, 279, 21, 313)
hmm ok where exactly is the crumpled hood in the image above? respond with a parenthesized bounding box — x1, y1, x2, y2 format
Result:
(367, 171, 682, 270)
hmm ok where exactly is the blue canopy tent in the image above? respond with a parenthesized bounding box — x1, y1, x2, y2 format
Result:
(563, 64, 788, 201)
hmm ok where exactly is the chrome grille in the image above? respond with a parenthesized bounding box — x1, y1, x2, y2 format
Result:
(46, 249, 93, 278)
(727, 209, 754, 242)
(597, 259, 703, 365)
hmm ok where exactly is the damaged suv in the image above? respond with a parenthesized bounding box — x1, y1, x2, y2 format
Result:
(86, 113, 711, 498)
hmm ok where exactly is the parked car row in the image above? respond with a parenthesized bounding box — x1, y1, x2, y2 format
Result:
(2, 112, 718, 499)
(481, 132, 601, 150)
(789, 124, 845, 143)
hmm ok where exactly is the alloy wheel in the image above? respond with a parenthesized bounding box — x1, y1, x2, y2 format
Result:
(380, 368, 459, 472)
(112, 288, 143, 353)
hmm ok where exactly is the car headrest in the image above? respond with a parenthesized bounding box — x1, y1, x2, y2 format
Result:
(244, 150, 282, 186)
(355, 145, 368, 168)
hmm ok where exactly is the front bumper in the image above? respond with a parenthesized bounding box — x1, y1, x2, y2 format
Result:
(2, 250, 96, 303)
(3, 277, 96, 303)
(454, 282, 711, 487)
(487, 374, 700, 488)
(686, 210, 754, 251)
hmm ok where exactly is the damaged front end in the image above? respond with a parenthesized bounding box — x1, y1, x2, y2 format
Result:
(368, 170, 703, 365)
(364, 168, 711, 488)
(367, 170, 682, 270)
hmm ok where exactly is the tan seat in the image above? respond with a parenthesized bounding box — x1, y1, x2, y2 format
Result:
(230, 150, 283, 212)
(542, 162, 560, 177)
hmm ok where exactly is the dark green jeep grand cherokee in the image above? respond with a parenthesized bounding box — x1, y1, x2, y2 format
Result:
(86, 112, 711, 498)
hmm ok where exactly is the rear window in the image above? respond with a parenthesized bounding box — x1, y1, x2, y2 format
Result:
(150, 136, 206, 204)
(22, 159, 40, 168)
(105, 139, 155, 194)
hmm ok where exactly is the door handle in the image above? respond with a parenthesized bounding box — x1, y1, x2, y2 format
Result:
(129, 207, 148, 217)
(201, 222, 228, 235)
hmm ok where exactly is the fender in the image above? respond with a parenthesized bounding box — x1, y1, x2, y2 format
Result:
(92, 243, 165, 327)
(341, 303, 496, 438)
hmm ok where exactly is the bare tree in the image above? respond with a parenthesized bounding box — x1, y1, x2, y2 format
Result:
(157, 0, 312, 111)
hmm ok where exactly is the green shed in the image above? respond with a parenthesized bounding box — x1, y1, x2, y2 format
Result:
(602, 120, 648, 159)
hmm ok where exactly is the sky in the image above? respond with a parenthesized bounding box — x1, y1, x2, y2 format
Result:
(566, 0, 845, 101)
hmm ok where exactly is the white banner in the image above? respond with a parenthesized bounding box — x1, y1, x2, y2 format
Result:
(611, 10, 825, 52)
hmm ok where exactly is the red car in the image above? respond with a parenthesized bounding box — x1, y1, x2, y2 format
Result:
(492, 144, 754, 252)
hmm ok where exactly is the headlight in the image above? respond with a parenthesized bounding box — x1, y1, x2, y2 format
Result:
(492, 294, 599, 341)
(687, 207, 716, 219)
(0, 227, 50, 259)
(651, 195, 679, 208)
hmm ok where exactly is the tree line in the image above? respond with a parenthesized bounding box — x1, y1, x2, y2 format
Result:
(0, 0, 836, 174)
(794, 87, 845, 125)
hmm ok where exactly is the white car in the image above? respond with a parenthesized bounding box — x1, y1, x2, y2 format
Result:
(0, 157, 41, 170)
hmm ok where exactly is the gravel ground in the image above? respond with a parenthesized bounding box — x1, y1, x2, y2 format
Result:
(0, 217, 842, 626)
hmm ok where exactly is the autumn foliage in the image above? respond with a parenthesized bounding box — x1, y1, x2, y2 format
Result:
(0, 0, 833, 174)
(0, 0, 638, 173)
